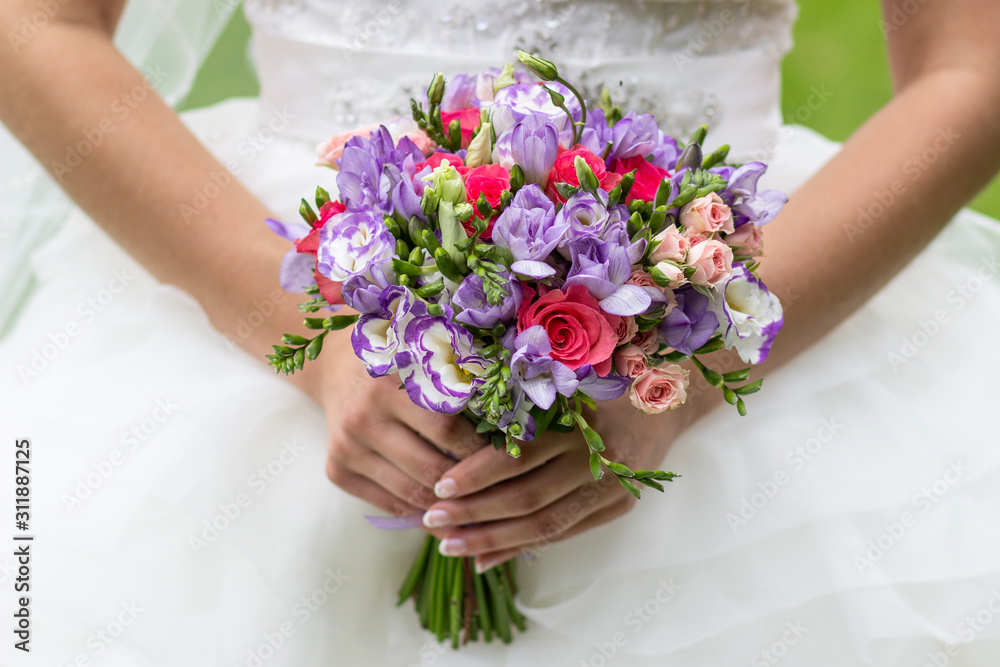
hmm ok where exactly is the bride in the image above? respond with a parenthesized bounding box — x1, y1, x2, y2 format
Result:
(2, 0, 1000, 664)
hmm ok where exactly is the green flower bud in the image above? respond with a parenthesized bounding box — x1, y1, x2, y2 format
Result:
(495, 62, 518, 91)
(465, 121, 493, 167)
(424, 163, 466, 204)
(517, 50, 559, 81)
(427, 72, 445, 107)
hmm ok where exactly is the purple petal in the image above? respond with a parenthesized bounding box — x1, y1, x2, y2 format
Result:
(521, 375, 556, 410)
(279, 249, 316, 293)
(511, 260, 556, 279)
(599, 284, 652, 316)
(265, 218, 310, 243)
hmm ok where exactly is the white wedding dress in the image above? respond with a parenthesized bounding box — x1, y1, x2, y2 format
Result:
(3, 1, 1000, 665)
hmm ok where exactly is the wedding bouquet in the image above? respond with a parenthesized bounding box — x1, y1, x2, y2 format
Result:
(268, 52, 786, 646)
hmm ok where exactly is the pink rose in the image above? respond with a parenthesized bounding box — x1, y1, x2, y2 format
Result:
(631, 328, 661, 355)
(652, 261, 687, 289)
(686, 239, 733, 287)
(610, 155, 672, 204)
(517, 284, 620, 376)
(625, 268, 677, 315)
(416, 151, 465, 172)
(628, 364, 690, 414)
(725, 222, 765, 258)
(614, 344, 649, 378)
(295, 201, 346, 257)
(615, 315, 639, 345)
(649, 224, 689, 264)
(679, 192, 735, 235)
(316, 123, 380, 167)
(462, 164, 510, 239)
(440, 107, 482, 149)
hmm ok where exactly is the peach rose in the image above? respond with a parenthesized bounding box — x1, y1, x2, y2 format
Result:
(614, 344, 649, 378)
(652, 261, 688, 289)
(725, 222, 765, 258)
(649, 224, 689, 264)
(615, 315, 639, 345)
(628, 364, 690, 414)
(686, 239, 733, 287)
(631, 328, 661, 355)
(316, 118, 436, 168)
(679, 192, 735, 235)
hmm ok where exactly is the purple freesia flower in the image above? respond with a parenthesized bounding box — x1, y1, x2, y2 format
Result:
(497, 387, 537, 442)
(337, 126, 423, 212)
(723, 162, 788, 227)
(579, 108, 614, 157)
(607, 111, 660, 162)
(508, 325, 579, 410)
(492, 82, 581, 147)
(395, 305, 488, 414)
(341, 261, 396, 314)
(442, 72, 476, 112)
(453, 272, 523, 328)
(659, 287, 720, 355)
(556, 191, 611, 242)
(265, 218, 315, 293)
(648, 130, 681, 171)
(492, 185, 567, 278)
(317, 207, 395, 282)
(351, 285, 415, 377)
(493, 112, 559, 186)
(709, 263, 783, 364)
(575, 365, 630, 401)
(563, 236, 651, 316)
(474, 67, 533, 104)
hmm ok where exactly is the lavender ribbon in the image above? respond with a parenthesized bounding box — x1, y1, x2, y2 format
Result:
(365, 512, 424, 530)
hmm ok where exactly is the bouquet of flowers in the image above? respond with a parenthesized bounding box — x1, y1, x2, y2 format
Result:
(267, 52, 786, 647)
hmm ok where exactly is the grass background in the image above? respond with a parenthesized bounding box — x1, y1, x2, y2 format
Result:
(183, 1, 1000, 218)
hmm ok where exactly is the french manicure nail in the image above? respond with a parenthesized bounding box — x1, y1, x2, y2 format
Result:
(439, 538, 467, 556)
(434, 478, 457, 499)
(475, 557, 502, 574)
(422, 509, 452, 528)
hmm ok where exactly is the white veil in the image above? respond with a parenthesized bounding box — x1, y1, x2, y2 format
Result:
(0, 0, 239, 333)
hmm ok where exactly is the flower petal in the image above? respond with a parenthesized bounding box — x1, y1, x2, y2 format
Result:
(599, 284, 652, 317)
(511, 259, 556, 279)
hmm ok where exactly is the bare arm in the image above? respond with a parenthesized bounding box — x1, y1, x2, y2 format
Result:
(0, 0, 483, 517)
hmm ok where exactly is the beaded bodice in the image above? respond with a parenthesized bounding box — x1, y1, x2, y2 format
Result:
(244, 0, 797, 159)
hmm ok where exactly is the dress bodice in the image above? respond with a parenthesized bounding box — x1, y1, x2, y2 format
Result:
(244, 0, 797, 161)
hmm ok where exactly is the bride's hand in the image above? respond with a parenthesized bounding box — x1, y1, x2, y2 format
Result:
(420, 393, 695, 572)
(304, 326, 487, 516)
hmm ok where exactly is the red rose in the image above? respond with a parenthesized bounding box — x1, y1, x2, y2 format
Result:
(415, 151, 465, 172)
(611, 155, 671, 203)
(295, 200, 346, 256)
(545, 145, 619, 202)
(517, 284, 621, 376)
(439, 107, 481, 149)
(462, 164, 510, 240)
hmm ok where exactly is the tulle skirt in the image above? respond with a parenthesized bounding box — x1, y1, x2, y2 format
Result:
(3, 99, 1000, 666)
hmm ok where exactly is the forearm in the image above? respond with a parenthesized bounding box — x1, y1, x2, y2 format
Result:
(0, 8, 313, 385)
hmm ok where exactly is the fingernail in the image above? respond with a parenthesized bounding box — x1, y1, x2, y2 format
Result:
(434, 478, 457, 499)
(439, 538, 467, 556)
(475, 556, 503, 574)
(422, 509, 452, 529)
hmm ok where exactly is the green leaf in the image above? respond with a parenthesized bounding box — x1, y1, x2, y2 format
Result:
(701, 144, 730, 169)
(588, 450, 603, 480)
(660, 350, 690, 363)
(637, 477, 665, 492)
(605, 460, 635, 478)
(299, 198, 317, 225)
(305, 334, 325, 360)
(694, 337, 725, 355)
(581, 425, 605, 452)
(618, 476, 642, 499)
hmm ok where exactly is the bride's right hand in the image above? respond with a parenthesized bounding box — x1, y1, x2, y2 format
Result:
(305, 326, 487, 516)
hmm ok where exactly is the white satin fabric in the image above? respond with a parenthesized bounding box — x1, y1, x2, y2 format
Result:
(3, 1, 1000, 665)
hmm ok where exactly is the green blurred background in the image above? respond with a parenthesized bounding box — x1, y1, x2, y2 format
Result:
(182, 1, 1000, 218)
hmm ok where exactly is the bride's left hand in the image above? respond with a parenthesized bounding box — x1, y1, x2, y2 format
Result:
(421, 393, 695, 572)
